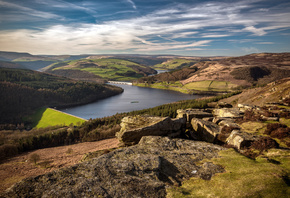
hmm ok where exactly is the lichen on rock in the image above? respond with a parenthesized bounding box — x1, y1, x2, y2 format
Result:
(2, 136, 225, 198)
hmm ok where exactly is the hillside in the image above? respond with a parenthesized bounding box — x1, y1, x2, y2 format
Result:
(0, 51, 60, 71)
(135, 53, 290, 93)
(0, 61, 26, 69)
(181, 52, 290, 86)
(0, 68, 123, 125)
(153, 58, 202, 70)
(220, 77, 290, 107)
(43, 58, 157, 82)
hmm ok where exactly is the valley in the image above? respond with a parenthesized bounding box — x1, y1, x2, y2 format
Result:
(0, 51, 290, 197)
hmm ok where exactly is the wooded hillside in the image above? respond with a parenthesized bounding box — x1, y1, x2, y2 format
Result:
(0, 68, 123, 125)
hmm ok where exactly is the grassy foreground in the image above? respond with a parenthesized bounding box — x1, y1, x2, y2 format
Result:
(26, 108, 86, 128)
(167, 148, 290, 198)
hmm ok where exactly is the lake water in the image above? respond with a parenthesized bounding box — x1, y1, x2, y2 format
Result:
(61, 84, 204, 120)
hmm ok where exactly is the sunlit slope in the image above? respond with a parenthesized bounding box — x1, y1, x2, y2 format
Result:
(153, 58, 197, 70)
(27, 108, 86, 128)
(44, 58, 156, 81)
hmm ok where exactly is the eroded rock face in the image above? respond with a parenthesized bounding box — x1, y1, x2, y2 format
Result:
(116, 115, 186, 146)
(191, 118, 220, 143)
(3, 136, 225, 198)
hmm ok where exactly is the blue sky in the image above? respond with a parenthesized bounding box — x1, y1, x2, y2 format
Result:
(0, 0, 289, 56)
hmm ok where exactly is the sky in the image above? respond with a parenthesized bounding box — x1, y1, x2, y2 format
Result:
(0, 0, 290, 56)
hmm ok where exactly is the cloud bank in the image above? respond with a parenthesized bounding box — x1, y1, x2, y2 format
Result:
(0, 0, 289, 55)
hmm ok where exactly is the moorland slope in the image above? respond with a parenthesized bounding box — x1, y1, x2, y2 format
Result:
(135, 53, 290, 94)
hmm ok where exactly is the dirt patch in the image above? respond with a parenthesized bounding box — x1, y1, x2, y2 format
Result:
(0, 138, 119, 193)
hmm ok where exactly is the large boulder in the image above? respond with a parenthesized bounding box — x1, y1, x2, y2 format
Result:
(177, 109, 213, 122)
(2, 136, 226, 198)
(116, 115, 186, 146)
(191, 118, 220, 143)
(213, 108, 243, 118)
(226, 130, 258, 150)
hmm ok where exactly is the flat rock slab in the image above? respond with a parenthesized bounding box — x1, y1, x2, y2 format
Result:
(213, 108, 243, 118)
(116, 115, 185, 146)
(2, 136, 226, 198)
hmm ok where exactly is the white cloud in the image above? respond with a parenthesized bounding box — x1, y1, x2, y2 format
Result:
(0, 0, 290, 54)
(243, 26, 267, 36)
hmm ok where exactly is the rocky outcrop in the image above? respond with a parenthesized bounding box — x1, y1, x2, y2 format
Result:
(2, 136, 225, 198)
(116, 115, 186, 146)
(213, 108, 243, 118)
(191, 118, 220, 143)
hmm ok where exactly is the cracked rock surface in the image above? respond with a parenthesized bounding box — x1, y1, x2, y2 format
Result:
(2, 136, 225, 198)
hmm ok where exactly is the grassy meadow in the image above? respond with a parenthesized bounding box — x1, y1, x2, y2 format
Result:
(167, 148, 290, 198)
(26, 107, 86, 128)
(153, 58, 196, 70)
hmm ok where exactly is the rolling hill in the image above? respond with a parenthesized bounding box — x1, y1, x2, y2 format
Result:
(135, 53, 290, 94)
(43, 58, 157, 82)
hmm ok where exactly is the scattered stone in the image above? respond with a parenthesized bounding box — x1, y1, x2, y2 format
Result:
(177, 109, 212, 122)
(218, 120, 240, 129)
(191, 118, 220, 143)
(260, 115, 279, 121)
(213, 108, 243, 118)
(2, 136, 226, 198)
(238, 104, 257, 112)
(212, 117, 236, 124)
(116, 115, 186, 146)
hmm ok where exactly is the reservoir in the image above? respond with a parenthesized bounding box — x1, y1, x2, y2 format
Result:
(61, 84, 204, 120)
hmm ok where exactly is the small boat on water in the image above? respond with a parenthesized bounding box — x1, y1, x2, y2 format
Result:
(131, 101, 139, 103)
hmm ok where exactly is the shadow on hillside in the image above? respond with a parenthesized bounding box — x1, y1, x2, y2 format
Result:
(24, 107, 47, 129)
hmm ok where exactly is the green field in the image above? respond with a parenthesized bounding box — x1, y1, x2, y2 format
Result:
(134, 80, 238, 94)
(50, 58, 149, 81)
(153, 59, 196, 70)
(25, 108, 86, 128)
(183, 80, 238, 91)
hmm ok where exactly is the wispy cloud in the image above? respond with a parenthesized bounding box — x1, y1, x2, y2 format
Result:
(256, 42, 274, 44)
(0, 0, 289, 55)
(126, 0, 137, 10)
(34, 0, 99, 17)
(0, 0, 62, 19)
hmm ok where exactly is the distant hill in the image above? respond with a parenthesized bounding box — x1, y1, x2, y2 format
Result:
(0, 51, 60, 71)
(0, 61, 26, 69)
(135, 53, 290, 93)
(0, 51, 34, 61)
(43, 58, 157, 82)
(0, 68, 123, 124)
